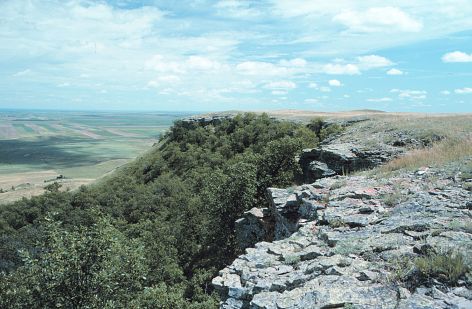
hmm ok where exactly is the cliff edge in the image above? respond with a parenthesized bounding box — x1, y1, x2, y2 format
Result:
(213, 116, 472, 309)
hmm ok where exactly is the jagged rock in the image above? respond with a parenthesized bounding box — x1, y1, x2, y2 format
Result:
(299, 143, 403, 182)
(182, 114, 232, 126)
(307, 161, 336, 179)
(235, 208, 272, 249)
(214, 166, 472, 309)
(265, 187, 324, 241)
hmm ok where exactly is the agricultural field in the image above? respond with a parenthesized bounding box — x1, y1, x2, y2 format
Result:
(0, 110, 191, 203)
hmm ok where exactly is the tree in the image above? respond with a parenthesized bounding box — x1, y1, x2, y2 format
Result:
(0, 213, 148, 308)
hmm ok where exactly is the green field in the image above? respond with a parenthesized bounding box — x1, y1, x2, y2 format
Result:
(0, 110, 191, 202)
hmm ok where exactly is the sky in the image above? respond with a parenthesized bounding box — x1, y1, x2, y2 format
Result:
(0, 0, 471, 112)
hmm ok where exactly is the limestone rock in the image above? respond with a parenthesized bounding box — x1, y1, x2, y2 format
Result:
(215, 163, 472, 309)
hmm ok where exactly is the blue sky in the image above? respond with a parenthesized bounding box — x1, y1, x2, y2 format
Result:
(1, 0, 471, 112)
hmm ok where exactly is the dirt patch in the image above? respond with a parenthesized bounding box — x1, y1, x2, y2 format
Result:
(24, 123, 50, 135)
(0, 124, 18, 139)
(104, 128, 140, 137)
(69, 124, 102, 139)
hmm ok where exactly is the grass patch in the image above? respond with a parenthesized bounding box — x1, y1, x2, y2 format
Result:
(447, 220, 472, 233)
(282, 254, 301, 266)
(414, 251, 468, 285)
(330, 179, 347, 190)
(329, 218, 347, 228)
(380, 136, 472, 173)
(390, 250, 469, 289)
(333, 239, 366, 255)
(381, 190, 407, 207)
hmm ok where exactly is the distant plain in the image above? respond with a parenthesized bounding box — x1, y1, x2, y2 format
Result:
(0, 110, 191, 203)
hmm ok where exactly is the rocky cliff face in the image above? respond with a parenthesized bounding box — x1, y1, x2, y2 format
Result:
(213, 166, 472, 308)
(212, 119, 471, 309)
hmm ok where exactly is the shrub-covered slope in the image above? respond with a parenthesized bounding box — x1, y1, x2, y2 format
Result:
(0, 113, 327, 308)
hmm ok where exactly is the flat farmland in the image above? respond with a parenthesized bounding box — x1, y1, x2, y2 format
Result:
(0, 110, 191, 203)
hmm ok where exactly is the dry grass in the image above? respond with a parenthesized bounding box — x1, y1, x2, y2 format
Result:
(380, 136, 472, 173)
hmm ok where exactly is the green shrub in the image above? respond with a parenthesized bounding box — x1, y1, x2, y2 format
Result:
(283, 254, 301, 265)
(390, 250, 469, 288)
(414, 251, 468, 285)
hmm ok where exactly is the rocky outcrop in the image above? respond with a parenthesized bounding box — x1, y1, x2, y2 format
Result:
(235, 208, 272, 249)
(299, 143, 403, 183)
(182, 115, 232, 126)
(214, 163, 472, 308)
(234, 186, 325, 250)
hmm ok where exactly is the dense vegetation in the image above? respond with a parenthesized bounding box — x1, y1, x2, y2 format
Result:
(0, 113, 332, 308)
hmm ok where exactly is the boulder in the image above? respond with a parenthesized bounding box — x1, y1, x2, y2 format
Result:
(299, 143, 402, 182)
(235, 208, 272, 250)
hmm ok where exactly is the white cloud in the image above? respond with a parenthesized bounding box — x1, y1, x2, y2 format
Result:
(387, 68, 403, 75)
(214, 0, 262, 18)
(442, 51, 472, 63)
(146, 55, 185, 73)
(323, 63, 360, 75)
(454, 87, 472, 94)
(391, 89, 427, 100)
(441, 90, 451, 95)
(57, 82, 70, 87)
(271, 90, 288, 95)
(319, 86, 331, 92)
(357, 55, 393, 69)
(308, 82, 318, 89)
(146, 55, 224, 74)
(328, 79, 342, 87)
(186, 56, 222, 71)
(367, 97, 392, 102)
(147, 75, 181, 88)
(304, 98, 319, 103)
(236, 61, 288, 76)
(13, 69, 32, 77)
(333, 7, 423, 33)
(280, 58, 307, 67)
(264, 81, 297, 89)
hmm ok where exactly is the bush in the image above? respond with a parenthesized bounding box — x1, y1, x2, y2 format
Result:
(414, 250, 468, 285)
(390, 250, 469, 289)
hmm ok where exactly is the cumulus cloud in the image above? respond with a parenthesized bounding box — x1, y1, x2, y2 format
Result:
(146, 55, 185, 73)
(146, 55, 224, 74)
(387, 68, 403, 75)
(186, 56, 223, 71)
(236, 61, 288, 76)
(279, 58, 307, 67)
(304, 98, 319, 103)
(12, 69, 33, 77)
(264, 80, 297, 89)
(308, 82, 318, 89)
(214, 0, 262, 18)
(322, 55, 392, 75)
(323, 63, 360, 75)
(333, 7, 423, 33)
(440, 90, 450, 95)
(367, 97, 392, 102)
(391, 89, 427, 100)
(147, 75, 181, 88)
(357, 55, 393, 69)
(328, 79, 342, 87)
(442, 51, 472, 63)
(454, 87, 472, 94)
(271, 90, 288, 95)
